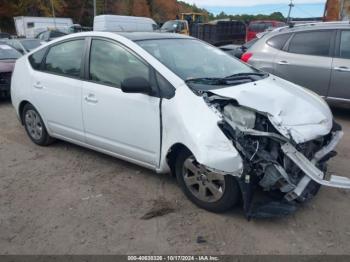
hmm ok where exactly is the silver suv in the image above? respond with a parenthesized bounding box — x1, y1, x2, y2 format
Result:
(245, 22, 350, 102)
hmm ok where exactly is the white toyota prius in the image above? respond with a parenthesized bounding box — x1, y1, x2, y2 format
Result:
(11, 32, 350, 218)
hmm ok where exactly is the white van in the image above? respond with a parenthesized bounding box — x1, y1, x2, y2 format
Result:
(93, 15, 158, 32)
(14, 17, 73, 38)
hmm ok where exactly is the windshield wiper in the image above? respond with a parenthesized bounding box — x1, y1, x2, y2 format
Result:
(185, 77, 227, 85)
(224, 72, 268, 79)
(185, 72, 268, 86)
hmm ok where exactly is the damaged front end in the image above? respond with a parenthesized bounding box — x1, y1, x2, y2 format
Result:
(204, 93, 349, 219)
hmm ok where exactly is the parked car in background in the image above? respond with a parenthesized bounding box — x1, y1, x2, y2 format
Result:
(11, 32, 350, 218)
(0, 32, 11, 39)
(0, 44, 21, 97)
(68, 24, 92, 33)
(246, 20, 286, 42)
(35, 30, 67, 42)
(93, 15, 158, 32)
(2, 38, 42, 54)
(219, 38, 259, 59)
(244, 22, 350, 103)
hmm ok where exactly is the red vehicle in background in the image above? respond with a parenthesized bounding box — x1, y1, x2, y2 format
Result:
(246, 20, 286, 42)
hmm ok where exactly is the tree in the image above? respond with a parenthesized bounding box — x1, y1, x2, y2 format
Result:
(131, 0, 151, 17)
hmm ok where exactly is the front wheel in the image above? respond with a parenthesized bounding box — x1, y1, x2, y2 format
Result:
(175, 150, 240, 213)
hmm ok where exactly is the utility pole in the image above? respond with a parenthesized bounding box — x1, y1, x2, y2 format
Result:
(93, 0, 97, 17)
(287, 0, 294, 23)
(50, 0, 57, 29)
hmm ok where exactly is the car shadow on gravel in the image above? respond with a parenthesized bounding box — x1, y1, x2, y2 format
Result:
(51, 139, 177, 182)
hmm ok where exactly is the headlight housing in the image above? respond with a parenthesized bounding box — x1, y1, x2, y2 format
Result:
(223, 104, 256, 129)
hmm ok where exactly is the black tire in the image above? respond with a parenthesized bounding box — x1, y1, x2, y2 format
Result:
(22, 103, 55, 146)
(175, 149, 240, 213)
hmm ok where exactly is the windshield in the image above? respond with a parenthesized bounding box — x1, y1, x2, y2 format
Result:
(20, 39, 42, 51)
(137, 39, 256, 81)
(0, 45, 21, 60)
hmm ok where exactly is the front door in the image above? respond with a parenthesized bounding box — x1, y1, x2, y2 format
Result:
(82, 38, 161, 167)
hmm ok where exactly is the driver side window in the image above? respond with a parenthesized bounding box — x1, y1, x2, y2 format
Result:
(89, 39, 150, 88)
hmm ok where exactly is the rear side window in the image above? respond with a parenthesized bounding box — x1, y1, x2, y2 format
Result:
(29, 47, 47, 70)
(44, 40, 85, 77)
(288, 31, 333, 57)
(267, 34, 291, 50)
(339, 31, 350, 59)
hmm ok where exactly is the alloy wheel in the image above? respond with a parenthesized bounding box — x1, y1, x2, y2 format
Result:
(25, 109, 43, 140)
(182, 156, 226, 203)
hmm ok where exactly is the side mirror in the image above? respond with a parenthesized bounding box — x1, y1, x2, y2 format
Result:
(121, 77, 152, 95)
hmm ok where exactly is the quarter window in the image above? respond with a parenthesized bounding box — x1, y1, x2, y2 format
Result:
(266, 33, 291, 50)
(89, 39, 149, 87)
(339, 31, 350, 59)
(44, 40, 84, 77)
(288, 31, 333, 57)
(29, 47, 47, 70)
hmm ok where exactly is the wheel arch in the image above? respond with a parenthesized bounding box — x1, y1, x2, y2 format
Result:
(166, 143, 193, 176)
(18, 100, 31, 125)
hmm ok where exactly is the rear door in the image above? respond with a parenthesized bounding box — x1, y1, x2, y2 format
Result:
(328, 30, 350, 100)
(30, 38, 86, 141)
(273, 30, 335, 96)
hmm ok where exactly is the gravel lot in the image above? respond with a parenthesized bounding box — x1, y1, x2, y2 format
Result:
(0, 99, 350, 255)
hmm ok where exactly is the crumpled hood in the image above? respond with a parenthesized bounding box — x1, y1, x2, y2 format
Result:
(210, 75, 333, 143)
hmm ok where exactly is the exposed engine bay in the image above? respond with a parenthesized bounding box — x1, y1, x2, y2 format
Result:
(203, 92, 349, 219)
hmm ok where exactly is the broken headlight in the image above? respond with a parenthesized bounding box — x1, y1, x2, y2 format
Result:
(223, 104, 256, 129)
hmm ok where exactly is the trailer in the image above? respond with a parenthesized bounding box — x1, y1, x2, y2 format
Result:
(14, 16, 73, 38)
(190, 20, 246, 46)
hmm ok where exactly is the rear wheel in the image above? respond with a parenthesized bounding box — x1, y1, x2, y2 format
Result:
(23, 104, 55, 146)
(175, 150, 240, 213)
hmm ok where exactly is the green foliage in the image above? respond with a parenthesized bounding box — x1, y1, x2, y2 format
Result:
(213, 11, 285, 23)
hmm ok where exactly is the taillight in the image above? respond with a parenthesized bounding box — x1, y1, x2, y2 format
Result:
(241, 52, 253, 63)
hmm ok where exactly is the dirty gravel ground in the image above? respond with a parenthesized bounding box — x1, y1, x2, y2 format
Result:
(0, 99, 350, 255)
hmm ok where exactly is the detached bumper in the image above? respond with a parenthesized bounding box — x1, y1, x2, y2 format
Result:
(282, 131, 350, 201)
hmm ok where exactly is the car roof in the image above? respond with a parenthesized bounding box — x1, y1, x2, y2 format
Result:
(273, 21, 350, 34)
(115, 32, 193, 41)
(250, 20, 282, 24)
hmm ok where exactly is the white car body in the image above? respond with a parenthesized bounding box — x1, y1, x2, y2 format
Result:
(10, 32, 350, 217)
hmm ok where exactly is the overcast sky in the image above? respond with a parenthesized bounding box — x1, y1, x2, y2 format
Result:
(182, 0, 327, 17)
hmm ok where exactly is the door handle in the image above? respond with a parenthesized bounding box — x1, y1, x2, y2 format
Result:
(84, 94, 98, 103)
(278, 60, 289, 65)
(33, 82, 44, 89)
(334, 66, 350, 72)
